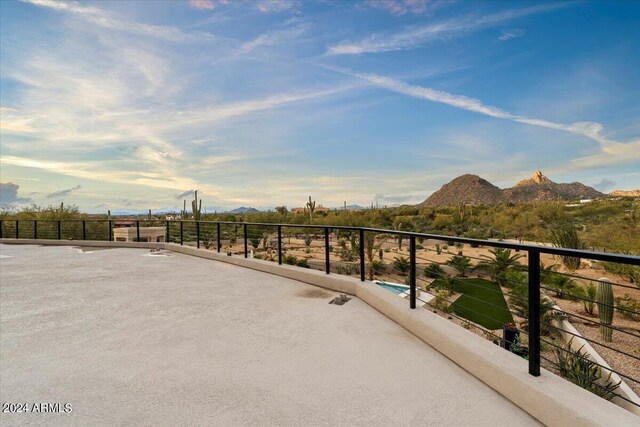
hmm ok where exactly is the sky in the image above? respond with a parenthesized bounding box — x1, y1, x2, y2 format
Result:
(1, 0, 639, 212)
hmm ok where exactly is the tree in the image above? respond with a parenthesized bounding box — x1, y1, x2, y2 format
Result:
(448, 255, 471, 277)
(275, 206, 288, 217)
(550, 222, 583, 270)
(477, 248, 524, 286)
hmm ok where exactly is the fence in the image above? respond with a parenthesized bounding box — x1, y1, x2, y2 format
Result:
(1, 218, 639, 409)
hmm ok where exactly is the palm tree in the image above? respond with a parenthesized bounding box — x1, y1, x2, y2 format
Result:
(448, 255, 471, 277)
(477, 248, 524, 286)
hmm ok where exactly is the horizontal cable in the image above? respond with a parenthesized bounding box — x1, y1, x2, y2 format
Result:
(539, 285, 640, 317)
(539, 354, 639, 407)
(540, 322, 640, 362)
(541, 338, 640, 386)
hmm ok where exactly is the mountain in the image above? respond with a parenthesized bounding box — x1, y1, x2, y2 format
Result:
(226, 207, 260, 214)
(419, 171, 606, 206)
(610, 189, 640, 197)
(420, 174, 505, 206)
(503, 171, 605, 203)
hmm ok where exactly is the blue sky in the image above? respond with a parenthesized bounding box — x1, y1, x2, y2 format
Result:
(1, 0, 639, 212)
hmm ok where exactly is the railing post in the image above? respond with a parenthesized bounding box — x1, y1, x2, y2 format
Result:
(180, 221, 184, 245)
(166, 220, 170, 243)
(57, 220, 61, 240)
(82, 220, 86, 240)
(528, 250, 541, 377)
(136, 220, 140, 242)
(0, 220, 3, 239)
(34, 220, 37, 240)
(217, 222, 221, 253)
(277, 225, 282, 265)
(108, 220, 112, 241)
(196, 221, 200, 249)
(410, 235, 417, 309)
(359, 228, 365, 281)
(15, 220, 19, 239)
(325, 227, 330, 274)
(243, 224, 248, 258)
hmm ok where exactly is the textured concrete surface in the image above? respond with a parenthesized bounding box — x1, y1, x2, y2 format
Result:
(1, 244, 537, 426)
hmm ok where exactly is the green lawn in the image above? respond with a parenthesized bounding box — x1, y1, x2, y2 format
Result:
(433, 278, 514, 330)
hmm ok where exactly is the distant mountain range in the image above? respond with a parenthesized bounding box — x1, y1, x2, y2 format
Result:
(420, 171, 606, 206)
(226, 207, 260, 214)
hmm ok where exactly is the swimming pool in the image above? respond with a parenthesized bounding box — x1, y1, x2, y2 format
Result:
(373, 280, 409, 295)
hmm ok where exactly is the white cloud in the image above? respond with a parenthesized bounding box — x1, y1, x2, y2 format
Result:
(21, 0, 214, 42)
(343, 70, 640, 168)
(327, 3, 565, 55)
(498, 28, 525, 41)
(241, 24, 308, 52)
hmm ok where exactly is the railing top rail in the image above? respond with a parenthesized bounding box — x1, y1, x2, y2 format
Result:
(2, 218, 638, 265)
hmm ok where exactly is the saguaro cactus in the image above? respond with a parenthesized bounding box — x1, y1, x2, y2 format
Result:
(305, 196, 316, 224)
(597, 277, 614, 342)
(191, 190, 202, 221)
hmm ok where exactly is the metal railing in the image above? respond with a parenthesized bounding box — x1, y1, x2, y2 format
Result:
(1, 218, 639, 407)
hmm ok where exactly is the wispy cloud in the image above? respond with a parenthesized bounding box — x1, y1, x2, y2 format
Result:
(47, 184, 81, 199)
(257, 0, 297, 14)
(21, 0, 214, 42)
(241, 24, 308, 52)
(340, 69, 640, 167)
(363, 0, 437, 16)
(498, 28, 525, 41)
(327, 3, 566, 54)
(175, 190, 196, 199)
(188, 0, 214, 10)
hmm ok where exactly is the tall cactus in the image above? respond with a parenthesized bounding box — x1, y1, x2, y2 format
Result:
(597, 277, 614, 342)
(148, 209, 152, 221)
(305, 196, 316, 224)
(191, 190, 202, 221)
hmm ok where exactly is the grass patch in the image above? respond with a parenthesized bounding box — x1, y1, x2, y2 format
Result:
(433, 278, 514, 330)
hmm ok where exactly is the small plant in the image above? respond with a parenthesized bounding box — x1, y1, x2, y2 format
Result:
(296, 258, 310, 268)
(442, 244, 448, 251)
(393, 256, 410, 274)
(424, 262, 444, 279)
(435, 243, 441, 255)
(548, 274, 577, 298)
(432, 289, 452, 312)
(615, 294, 640, 321)
(555, 340, 620, 400)
(372, 260, 386, 274)
(304, 235, 312, 247)
(305, 248, 311, 254)
(250, 237, 261, 250)
(416, 244, 424, 250)
(574, 283, 597, 316)
(283, 255, 298, 265)
(447, 255, 471, 277)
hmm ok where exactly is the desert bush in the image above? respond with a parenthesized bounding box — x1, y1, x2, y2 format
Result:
(393, 256, 410, 274)
(615, 294, 640, 321)
(296, 258, 310, 268)
(372, 260, 386, 274)
(283, 255, 298, 265)
(424, 262, 444, 279)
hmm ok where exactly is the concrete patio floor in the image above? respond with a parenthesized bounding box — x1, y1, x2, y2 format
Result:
(0, 244, 538, 426)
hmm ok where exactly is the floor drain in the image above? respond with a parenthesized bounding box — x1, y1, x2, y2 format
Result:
(329, 294, 351, 305)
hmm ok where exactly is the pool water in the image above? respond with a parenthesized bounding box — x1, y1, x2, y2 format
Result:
(374, 281, 409, 295)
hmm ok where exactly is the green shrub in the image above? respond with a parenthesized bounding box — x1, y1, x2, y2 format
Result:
(372, 260, 386, 274)
(424, 263, 444, 279)
(393, 256, 410, 274)
(555, 341, 620, 400)
(296, 258, 310, 268)
(283, 255, 298, 265)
